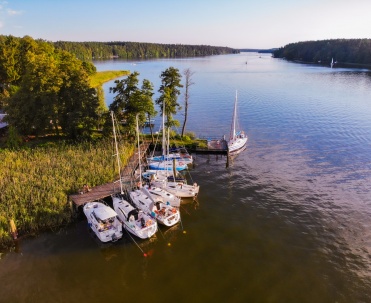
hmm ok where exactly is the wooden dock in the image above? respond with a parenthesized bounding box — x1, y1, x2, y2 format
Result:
(69, 142, 149, 207)
(195, 138, 228, 154)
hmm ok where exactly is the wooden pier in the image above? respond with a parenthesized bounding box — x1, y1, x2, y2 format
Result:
(69, 142, 149, 207)
(195, 138, 228, 154)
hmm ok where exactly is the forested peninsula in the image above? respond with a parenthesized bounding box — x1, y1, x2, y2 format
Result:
(273, 39, 371, 66)
(0, 34, 214, 248)
(54, 41, 239, 60)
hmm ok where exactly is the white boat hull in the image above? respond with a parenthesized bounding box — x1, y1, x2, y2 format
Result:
(83, 202, 123, 243)
(112, 195, 157, 239)
(228, 136, 248, 154)
(129, 189, 180, 227)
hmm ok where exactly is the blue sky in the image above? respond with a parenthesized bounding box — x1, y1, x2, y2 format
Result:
(1, 0, 370, 49)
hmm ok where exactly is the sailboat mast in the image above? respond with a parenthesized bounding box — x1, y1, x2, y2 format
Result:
(111, 111, 124, 194)
(162, 100, 166, 157)
(136, 114, 142, 186)
(232, 90, 238, 139)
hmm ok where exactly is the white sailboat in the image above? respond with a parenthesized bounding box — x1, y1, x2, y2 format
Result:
(130, 187, 180, 227)
(228, 90, 248, 155)
(147, 100, 188, 171)
(331, 58, 334, 68)
(111, 112, 157, 239)
(143, 184, 181, 207)
(130, 115, 180, 227)
(83, 201, 123, 243)
(143, 169, 199, 198)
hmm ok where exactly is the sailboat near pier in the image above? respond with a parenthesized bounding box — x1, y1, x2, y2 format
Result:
(228, 90, 248, 155)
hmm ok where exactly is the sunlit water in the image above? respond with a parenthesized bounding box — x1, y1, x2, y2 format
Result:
(1, 53, 371, 303)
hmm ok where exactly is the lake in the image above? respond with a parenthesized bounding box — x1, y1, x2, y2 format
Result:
(1, 53, 370, 303)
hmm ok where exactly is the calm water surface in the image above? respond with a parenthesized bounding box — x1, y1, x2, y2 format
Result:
(1, 53, 371, 303)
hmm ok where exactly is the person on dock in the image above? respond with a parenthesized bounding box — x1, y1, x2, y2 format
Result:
(82, 184, 91, 194)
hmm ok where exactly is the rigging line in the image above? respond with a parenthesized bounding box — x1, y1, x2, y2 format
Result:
(179, 214, 184, 231)
(122, 224, 147, 257)
(148, 124, 162, 158)
(155, 223, 167, 241)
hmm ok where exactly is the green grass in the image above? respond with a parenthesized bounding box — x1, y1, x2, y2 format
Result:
(0, 139, 134, 248)
(90, 70, 130, 88)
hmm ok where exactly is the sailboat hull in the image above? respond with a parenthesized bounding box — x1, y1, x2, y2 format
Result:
(228, 136, 248, 154)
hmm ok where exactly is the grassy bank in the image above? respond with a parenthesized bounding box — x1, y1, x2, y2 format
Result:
(0, 139, 134, 248)
(90, 70, 130, 88)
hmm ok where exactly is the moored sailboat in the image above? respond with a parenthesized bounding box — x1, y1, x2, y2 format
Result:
(228, 90, 248, 155)
(110, 111, 157, 239)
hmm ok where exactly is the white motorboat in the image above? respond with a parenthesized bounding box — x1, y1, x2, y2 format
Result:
(129, 188, 180, 227)
(228, 90, 248, 155)
(112, 194, 157, 239)
(83, 201, 123, 243)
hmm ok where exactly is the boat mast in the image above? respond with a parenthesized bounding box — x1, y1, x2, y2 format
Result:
(136, 114, 142, 187)
(162, 100, 166, 157)
(232, 90, 238, 139)
(111, 111, 124, 194)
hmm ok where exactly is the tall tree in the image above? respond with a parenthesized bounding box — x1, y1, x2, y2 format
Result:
(5, 45, 99, 140)
(109, 72, 156, 135)
(109, 71, 140, 134)
(181, 68, 194, 137)
(141, 79, 157, 143)
(156, 67, 183, 128)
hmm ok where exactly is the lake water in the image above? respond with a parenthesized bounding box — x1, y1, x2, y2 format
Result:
(1, 53, 371, 303)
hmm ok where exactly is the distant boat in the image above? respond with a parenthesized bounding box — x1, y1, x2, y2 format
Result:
(228, 90, 248, 155)
(331, 58, 334, 68)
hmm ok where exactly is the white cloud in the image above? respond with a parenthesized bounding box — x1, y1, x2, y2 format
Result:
(7, 8, 22, 16)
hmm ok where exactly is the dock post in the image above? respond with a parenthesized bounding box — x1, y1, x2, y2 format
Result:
(226, 150, 230, 168)
(9, 219, 18, 240)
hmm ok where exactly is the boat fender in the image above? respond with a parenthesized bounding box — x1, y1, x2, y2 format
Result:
(171, 208, 177, 214)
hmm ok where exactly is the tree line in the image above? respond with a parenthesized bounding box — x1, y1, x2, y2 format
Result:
(273, 39, 371, 65)
(0, 35, 103, 142)
(54, 41, 239, 60)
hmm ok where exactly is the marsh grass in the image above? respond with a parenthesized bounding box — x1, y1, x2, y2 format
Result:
(0, 138, 134, 247)
(90, 70, 129, 88)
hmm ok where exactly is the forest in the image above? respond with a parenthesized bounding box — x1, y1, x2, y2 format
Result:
(53, 41, 239, 60)
(273, 39, 371, 66)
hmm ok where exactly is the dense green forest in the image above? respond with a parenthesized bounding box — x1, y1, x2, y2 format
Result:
(273, 39, 371, 65)
(54, 41, 239, 60)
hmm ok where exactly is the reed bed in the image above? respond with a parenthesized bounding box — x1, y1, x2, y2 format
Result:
(0, 139, 134, 247)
